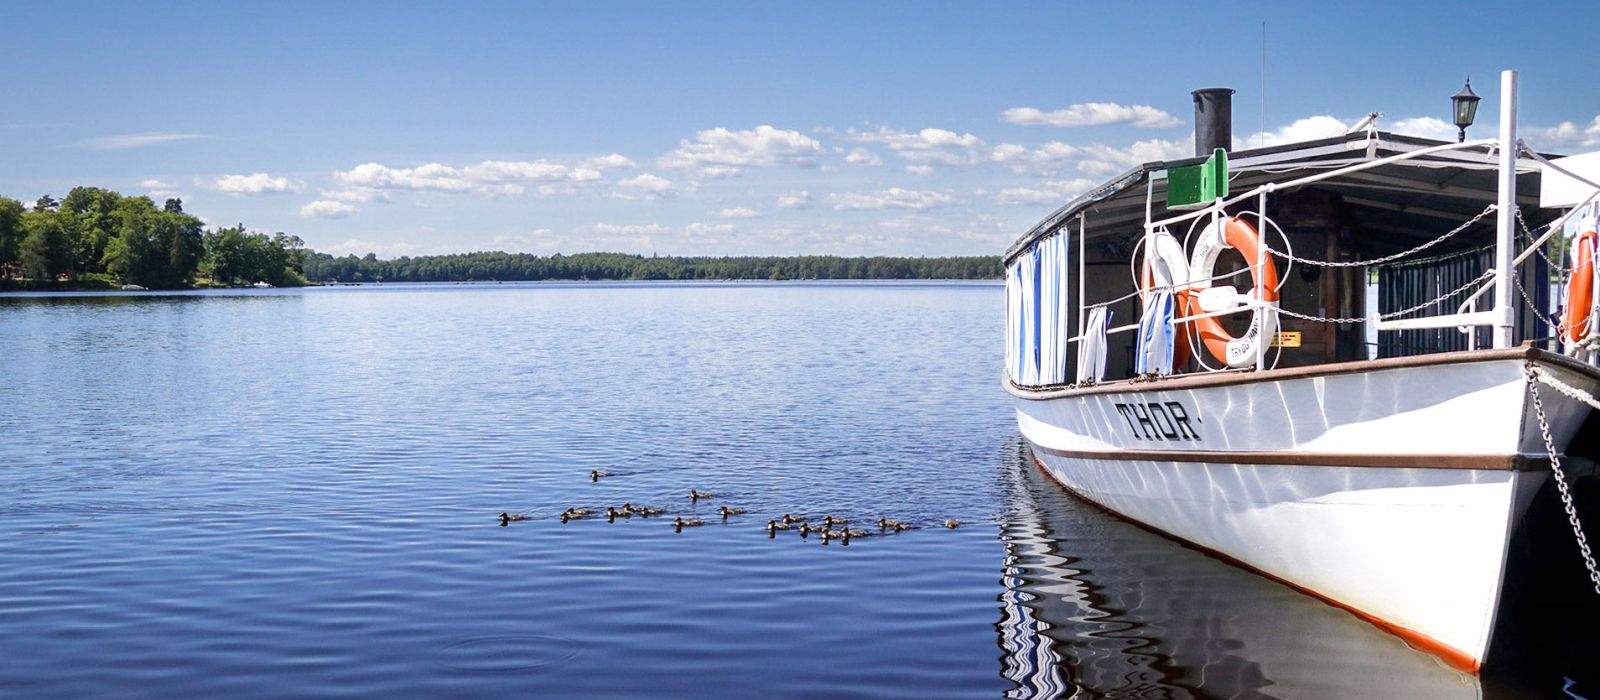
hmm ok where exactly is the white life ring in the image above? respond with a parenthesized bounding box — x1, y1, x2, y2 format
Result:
(1186, 216, 1281, 369)
(1139, 229, 1195, 367)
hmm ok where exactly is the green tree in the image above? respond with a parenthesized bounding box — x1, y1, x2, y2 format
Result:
(33, 194, 58, 212)
(0, 196, 24, 274)
(19, 210, 73, 280)
(163, 198, 183, 213)
(61, 186, 122, 274)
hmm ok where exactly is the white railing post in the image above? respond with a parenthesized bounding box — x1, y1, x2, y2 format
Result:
(1494, 69, 1519, 349)
(1257, 190, 1268, 371)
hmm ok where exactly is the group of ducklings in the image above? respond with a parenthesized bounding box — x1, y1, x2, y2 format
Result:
(497, 473, 966, 539)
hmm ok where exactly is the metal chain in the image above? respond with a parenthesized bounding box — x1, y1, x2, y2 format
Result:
(1263, 204, 1495, 268)
(1278, 269, 1496, 325)
(1515, 207, 1560, 268)
(1512, 269, 1558, 334)
(1525, 365, 1600, 597)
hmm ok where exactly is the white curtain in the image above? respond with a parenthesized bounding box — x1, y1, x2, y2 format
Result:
(1005, 231, 1073, 386)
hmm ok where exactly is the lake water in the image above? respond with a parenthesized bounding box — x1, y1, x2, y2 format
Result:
(0, 281, 1590, 698)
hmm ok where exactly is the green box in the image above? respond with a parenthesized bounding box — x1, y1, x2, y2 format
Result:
(1166, 149, 1228, 209)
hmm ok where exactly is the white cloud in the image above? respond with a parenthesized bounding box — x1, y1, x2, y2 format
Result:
(141, 179, 181, 199)
(849, 126, 984, 166)
(844, 147, 882, 165)
(990, 141, 1083, 176)
(618, 173, 674, 194)
(1389, 116, 1457, 141)
(323, 238, 428, 257)
(77, 132, 208, 150)
(1075, 137, 1193, 173)
(660, 125, 823, 175)
(686, 222, 736, 235)
(211, 172, 301, 195)
(1240, 116, 1348, 149)
(828, 187, 957, 211)
(776, 191, 812, 209)
(583, 153, 637, 169)
(594, 223, 669, 235)
(140, 178, 173, 189)
(1537, 116, 1600, 148)
(1001, 103, 1181, 129)
(994, 178, 1098, 206)
(334, 159, 601, 196)
(300, 200, 359, 218)
(905, 165, 934, 175)
(717, 207, 760, 218)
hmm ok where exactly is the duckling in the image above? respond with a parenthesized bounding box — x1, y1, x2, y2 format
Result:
(499, 512, 529, 526)
(606, 505, 631, 522)
(673, 516, 705, 532)
(781, 513, 807, 525)
(766, 518, 794, 536)
(877, 517, 906, 530)
(718, 505, 746, 518)
(892, 522, 915, 533)
(819, 529, 844, 544)
(631, 505, 665, 517)
(843, 529, 870, 539)
(590, 469, 612, 482)
(560, 507, 593, 523)
(822, 515, 849, 528)
(689, 489, 716, 502)
(798, 523, 820, 538)
(944, 519, 961, 529)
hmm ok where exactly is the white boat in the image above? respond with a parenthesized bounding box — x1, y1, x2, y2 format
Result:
(119, 284, 147, 291)
(1003, 71, 1600, 672)
(250, 281, 274, 288)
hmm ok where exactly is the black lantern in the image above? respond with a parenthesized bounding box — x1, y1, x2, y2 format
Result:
(1452, 79, 1481, 143)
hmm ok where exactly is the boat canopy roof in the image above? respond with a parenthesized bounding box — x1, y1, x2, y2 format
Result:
(1004, 130, 1560, 264)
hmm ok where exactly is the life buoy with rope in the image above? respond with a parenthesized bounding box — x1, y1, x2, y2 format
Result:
(1564, 224, 1599, 344)
(1185, 215, 1281, 369)
(1139, 229, 1194, 367)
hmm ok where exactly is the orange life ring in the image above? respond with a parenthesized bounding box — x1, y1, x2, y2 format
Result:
(1564, 226, 1599, 343)
(1185, 216, 1281, 368)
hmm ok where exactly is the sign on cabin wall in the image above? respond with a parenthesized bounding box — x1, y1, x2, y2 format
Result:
(1541, 151, 1600, 209)
(1271, 331, 1302, 348)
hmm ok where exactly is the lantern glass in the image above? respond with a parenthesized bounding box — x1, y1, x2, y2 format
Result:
(1452, 81, 1481, 129)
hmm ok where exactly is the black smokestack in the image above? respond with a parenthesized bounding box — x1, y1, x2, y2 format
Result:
(1192, 88, 1235, 156)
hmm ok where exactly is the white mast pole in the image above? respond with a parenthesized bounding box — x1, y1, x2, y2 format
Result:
(1493, 69, 1519, 349)
(1078, 212, 1087, 338)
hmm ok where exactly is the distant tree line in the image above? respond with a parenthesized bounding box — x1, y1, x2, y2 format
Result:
(301, 251, 1001, 283)
(2, 186, 1001, 288)
(0, 189, 307, 289)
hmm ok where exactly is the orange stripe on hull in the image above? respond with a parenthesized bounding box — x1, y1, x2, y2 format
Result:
(1029, 453, 1483, 673)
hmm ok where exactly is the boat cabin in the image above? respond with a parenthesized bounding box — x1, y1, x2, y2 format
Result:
(1003, 86, 1582, 387)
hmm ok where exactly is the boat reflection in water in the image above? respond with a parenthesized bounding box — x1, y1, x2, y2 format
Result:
(994, 439, 1491, 699)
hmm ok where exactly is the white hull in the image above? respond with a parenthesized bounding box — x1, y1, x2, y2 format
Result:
(1010, 348, 1600, 671)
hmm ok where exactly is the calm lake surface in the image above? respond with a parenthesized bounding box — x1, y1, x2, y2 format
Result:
(0, 281, 1589, 698)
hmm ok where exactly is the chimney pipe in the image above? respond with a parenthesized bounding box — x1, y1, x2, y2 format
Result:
(1192, 88, 1235, 156)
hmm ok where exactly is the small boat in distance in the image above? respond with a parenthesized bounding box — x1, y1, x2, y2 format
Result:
(250, 281, 274, 288)
(119, 284, 147, 291)
(1003, 70, 1600, 672)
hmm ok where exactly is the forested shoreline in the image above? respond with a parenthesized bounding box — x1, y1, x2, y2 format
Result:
(1, 188, 1001, 289)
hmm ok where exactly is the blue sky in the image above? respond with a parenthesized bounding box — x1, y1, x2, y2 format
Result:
(4, 1, 1598, 258)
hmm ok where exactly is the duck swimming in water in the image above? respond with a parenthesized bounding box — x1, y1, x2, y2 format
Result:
(499, 512, 529, 526)
(631, 505, 665, 517)
(606, 506, 631, 522)
(689, 490, 716, 502)
(822, 515, 848, 528)
(781, 513, 807, 525)
(590, 470, 612, 482)
(719, 506, 745, 518)
(766, 519, 794, 536)
(673, 516, 705, 532)
(561, 508, 593, 523)
(944, 519, 961, 529)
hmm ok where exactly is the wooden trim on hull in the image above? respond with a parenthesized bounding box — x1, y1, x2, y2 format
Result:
(1006, 345, 1600, 400)
(1030, 444, 1546, 471)
(1028, 454, 1483, 673)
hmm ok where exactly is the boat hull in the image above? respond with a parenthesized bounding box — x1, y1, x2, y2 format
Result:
(1010, 348, 1600, 671)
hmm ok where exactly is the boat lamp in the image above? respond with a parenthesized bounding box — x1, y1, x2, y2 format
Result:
(1452, 79, 1481, 143)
